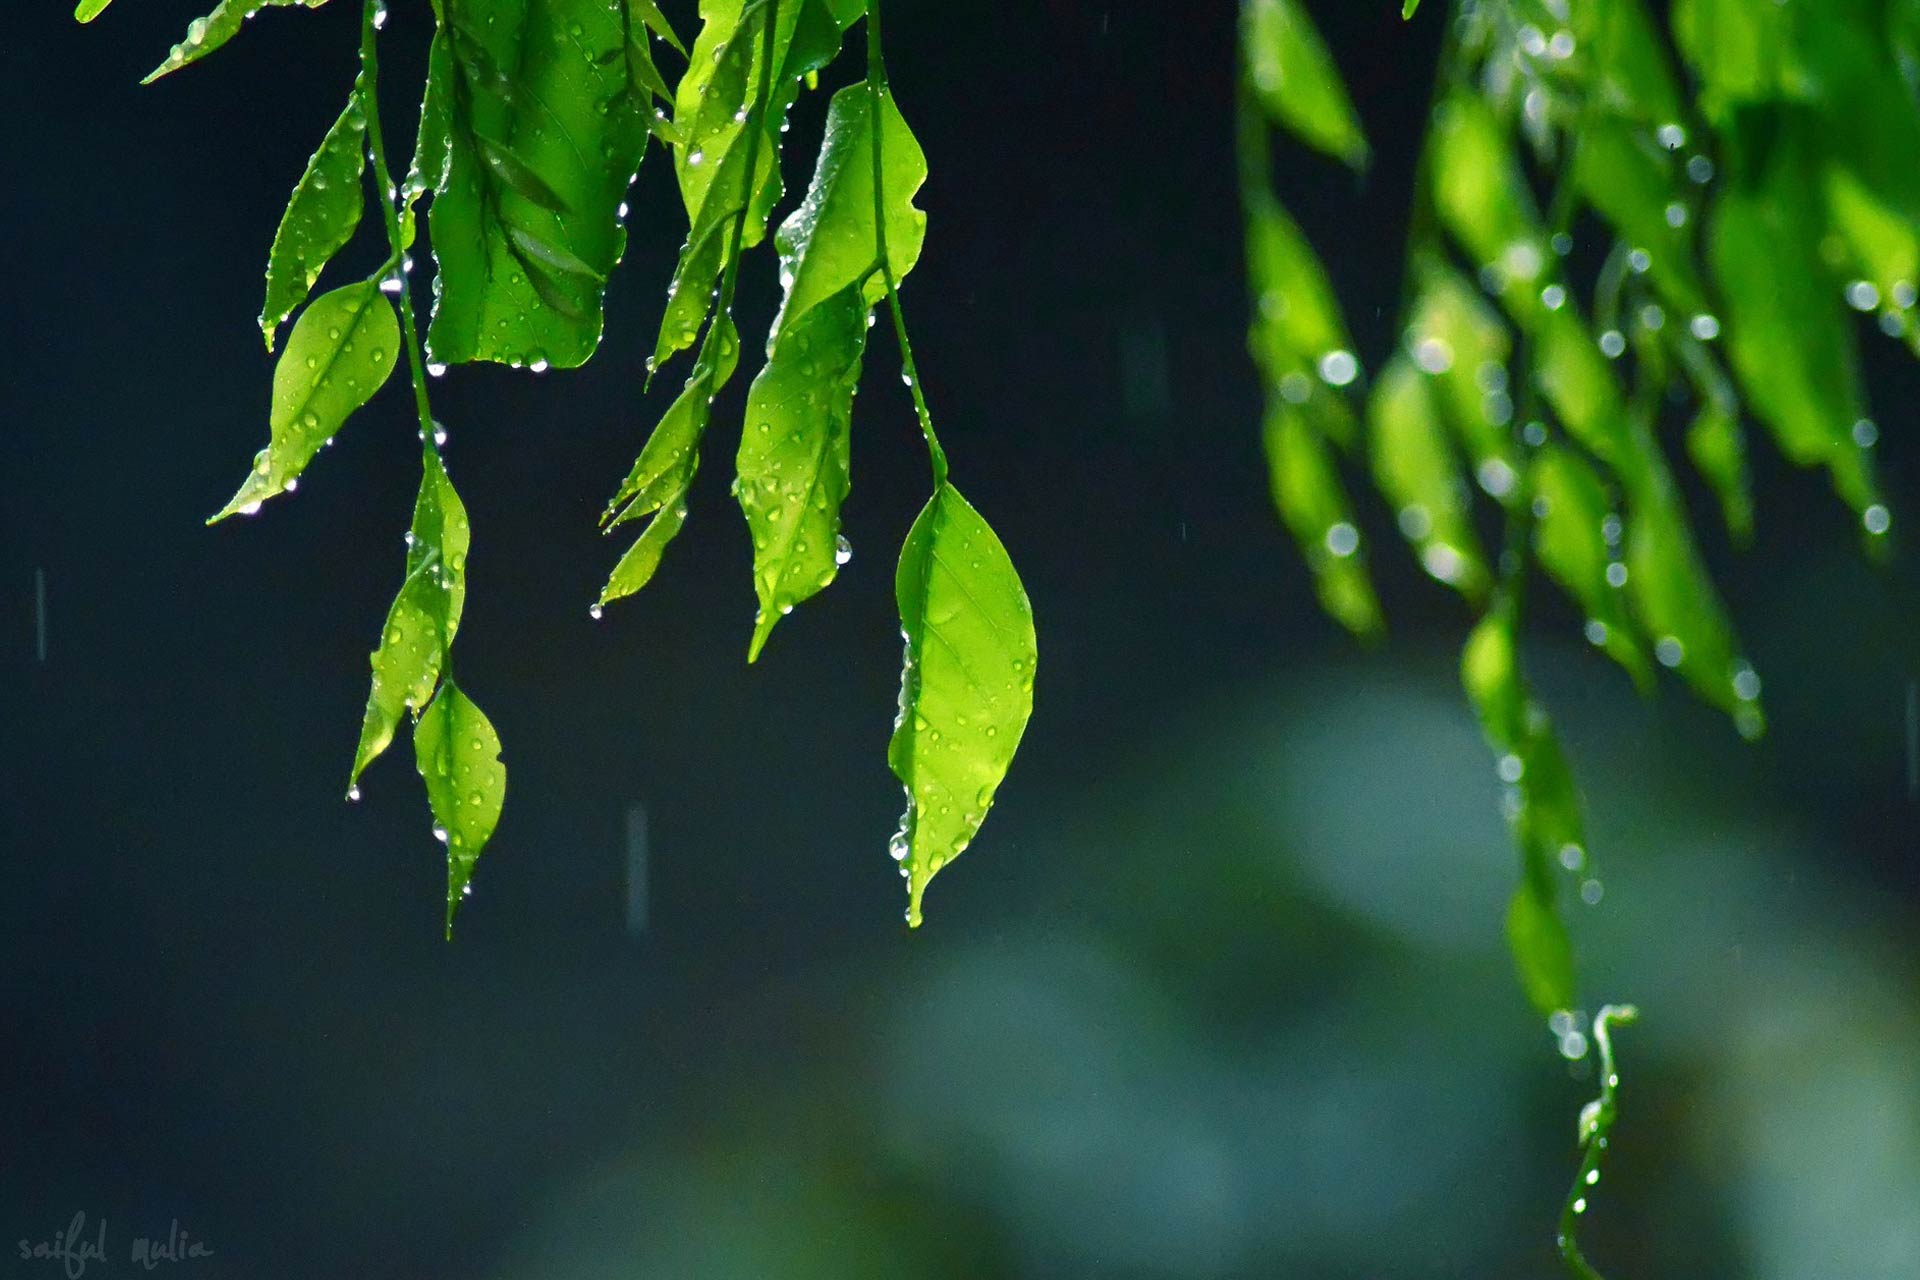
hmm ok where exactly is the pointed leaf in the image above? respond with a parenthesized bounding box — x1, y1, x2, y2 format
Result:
(352, 449, 470, 784)
(1530, 446, 1649, 687)
(1241, 0, 1368, 167)
(1264, 403, 1381, 638)
(1245, 194, 1356, 391)
(261, 95, 370, 349)
(414, 682, 506, 937)
(1367, 356, 1488, 595)
(1405, 271, 1516, 494)
(213, 282, 398, 521)
(74, 0, 115, 24)
(142, 0, 329, 84)
(1685, 402, 1754, 543)
(890, 484, 1036, 927)
(400, 29, 456, 249)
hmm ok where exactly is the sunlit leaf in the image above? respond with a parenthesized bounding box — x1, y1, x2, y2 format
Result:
(1507, 878, 1576, 1015)
(426, 0, 651, 369)
(1529, 446, 1648, 688)
(261, 95, 370, 350)
(1366, 356, 1488, 595)
(414, 681, 506, 937)
(1670, 0, 1789, 120)
(352, 449, 469, 785)
(212, 281, 398, 522)
(1264, 403, 1381, 638)
(1430, 95, 1547, 311)
(1241, 0, 1368, 167)
(1245, 194, 1356, 393)
(1573, 120, 1708, 321)
(142, 0, 329, 84)
(400, 31, 456, 249)
(890, 483, 1036, 927)
(74, 0, 115, 24)
(1405, 269, 1517, 489)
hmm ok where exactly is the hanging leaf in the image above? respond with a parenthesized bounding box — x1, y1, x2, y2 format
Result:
(1685, 402, 1753, 543)
(142, 0, 330, 84)
(1366, 355, 1488, 595)
(599, 319, 742, 607)
(1430, 95, 1548, 311)
(212, 281, 398, 522)
(74, 0, 115, 24)
(890, 483, 1036, 927)
(1573, 120, 1709, 321)
(352, 449, 470, 785)
(261, 94, 370, 350)
(1529, 446, 1649, 688)
(1264, 403, 1381, 638)
(400, 30, 456, 249)
(1245, 194, 1357, 394)
(426, 0, 652, 369)
(737, 80, 927, 654)
(1241, 0, 1368, 167)
(414, 681, 506, 937)
(1405, 270, 1518, 492)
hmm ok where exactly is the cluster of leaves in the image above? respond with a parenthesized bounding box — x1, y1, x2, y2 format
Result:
(80, 0, 1035, 934)
(1239, 0, 1901, 1018)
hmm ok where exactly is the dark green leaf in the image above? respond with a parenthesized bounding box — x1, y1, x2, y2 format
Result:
(890, 483, 1037, 927)
(352, 448, 469, 785)
(213, 282, 398, 522)
(261, 94, 370, 350)
(142, 0, 329, 84)
(1685, 401, 1753, 543)
(414, 681, 506, 937)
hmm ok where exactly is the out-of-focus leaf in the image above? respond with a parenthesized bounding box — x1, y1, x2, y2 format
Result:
(1573, 120, 1708, 320)
(1431, 95, 1548, 312)
(212, 282, 398, 522)
(352, 449, 469, 785)
(1826, 165, 1919, 341)
(1710, 148, 1878, 514)
(1586, 0, 1685, 128)
(1530, 446, 1649, 687)
(142, 0, 329, 83)
(414, 681, 506, 937)
(1620, 444, 1761, 732)
(1533, 308, 1634, 473)
(1462, 606, 1582, 1015)
(1241, 0, 1368, 167)
(890, 483, 1036, 927)
(737, 81, 926, 654)
(1670, 0, 1789, 120)
(261, 95, 370, 350)
(426, 0, 651, 369)
(1246, 194, 1356, 391)
(1405, 270, 1517, 489)
(1264, 403, 1381, 638)
(1366, 356, 1488, 595)
(1402, 0, 1420, 16)
(1685, 401, 1753, 543)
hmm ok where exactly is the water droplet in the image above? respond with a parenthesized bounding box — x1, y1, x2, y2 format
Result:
(1847, 280, 1881, 311)
(346, 784, 362, 803)
(1317, 348, 1358, 386)
(834, 534, 853, 566)
(1686, 154, 1714, 184)
(1656, 122, 1687, 150)
(1540, 284, 1567, 310)
(687, 148, 705, 167)
(1656, 636, 1685, 667)
(1852, 418, 1879, 448)
(1864, 503, 1892, 535)
(1323, 522, 1360, 558)
(1689, 313, 1720, 340)
(589, 603, 604, 620)
(1598, 330, 1627, 358)
(1605, 562, 1628, 588)
(433, 824, 449, 844)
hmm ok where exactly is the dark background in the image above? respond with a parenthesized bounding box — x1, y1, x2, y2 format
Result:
(5, 2, 1918, 1277)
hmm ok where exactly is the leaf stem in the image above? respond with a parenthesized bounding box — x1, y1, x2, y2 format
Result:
(1557, 1004, 1639, 1279)
(865, 0, 947, 488)
(703, 0, 782, 371)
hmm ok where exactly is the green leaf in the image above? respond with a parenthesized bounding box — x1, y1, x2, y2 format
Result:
(599, 319, 742, 606)
(1405, 270, 1517, 486)
(142, 0, 329, 84)
(1573, 120, 1709, 321)
(735, 80, 926, 654)
(1430, 96, 1547, 307)
(1264, 403, 1382, 638)
(1241, 0, 1368, 167)
(1583, 0, 1685, 128)
(74, 0, 115, 24)
(1402, 0, 1420, 16)
(261, 95, 370, 350)
(651, 0, 863, 374)
(1670, 0, 1790, 119)
(890, 483, 1036, 927)
(1507, 880, 1576, 1015)
(1366, 356, 1488, 595)
(1245, 194, 1356, 391)
(352, 449, 470, 785)
(426, 0, 652, 369)
(212, 282, 398, 522)
(400, 30, 457, 249)
(738, 289, 861, 659)
(1685, 402, 1753, 543)
(1621, 445, 1762, 733)
(1529, 446, 1649, 688)
(414, 681, 506, 937)
(1709, 145, 1879, 515)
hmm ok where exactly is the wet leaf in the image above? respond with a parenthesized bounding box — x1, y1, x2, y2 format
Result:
(1685, 401, 1753, 543)
(1264, 403, 1381, 639)
(426, 0, 651, 369)
(890, 483, 1036, 927)
(352, 449, 470, 784)
(1529, 446, 1649, 688)
(142, 0, 330, 84)
(1405, 269, 1516, 486)
(74, 0, 115, 24)
(400, 30, 456, 248)
(212, 282, 397, 522)
(1366, 355, 1488, 596)
(737, 81, 926, 653)
(261, 95, 370, 350)
(1573, 120, 1708, 320)
(414, 681, 506, 937)
(1241, 0, 1367, 167)
(1245, 194, 1355, 391)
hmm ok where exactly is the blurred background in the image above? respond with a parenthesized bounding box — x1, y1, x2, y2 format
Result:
(5, 2, 1918, 1276)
